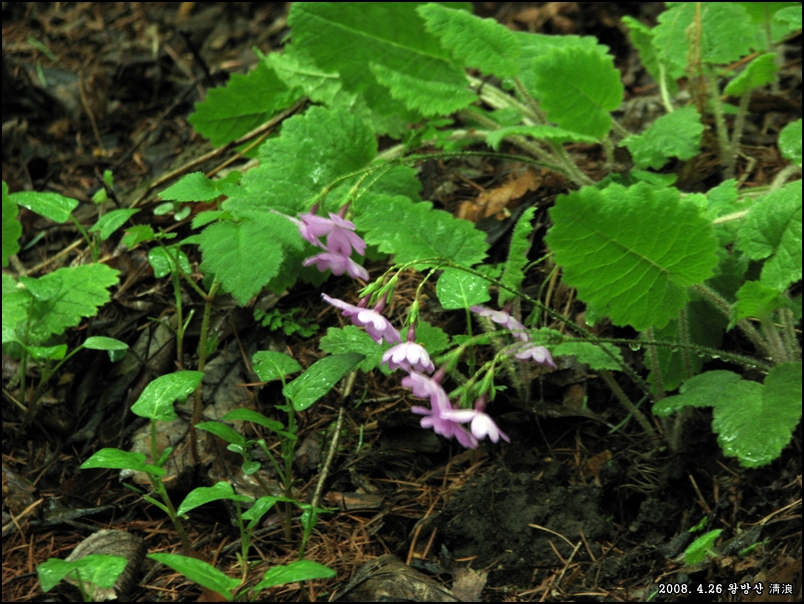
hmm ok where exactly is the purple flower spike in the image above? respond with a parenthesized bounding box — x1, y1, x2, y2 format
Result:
(304, 253, 369, 280)
(322, 293, 400, 344)
(514, 344, 557, 369)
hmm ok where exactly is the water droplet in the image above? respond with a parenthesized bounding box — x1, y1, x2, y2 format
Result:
(669, 346, 679, 352)
(629, 343, 642, 351)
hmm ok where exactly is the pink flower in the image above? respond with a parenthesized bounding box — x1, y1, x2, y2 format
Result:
(405, 372, 478, 449)
(322, 294, 401, 344)
(383, 325, 434, 373)
(304, 253, 369, 280)
(514, 343, 556, 369)
(470, 305, 528, 340)
(441, 395, 510, 443)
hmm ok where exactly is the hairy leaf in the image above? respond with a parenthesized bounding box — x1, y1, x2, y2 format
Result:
(622, 106, 704, 170)
(546, 183, 719, 330)
(499, 206, 536, 307)
(159, 172, 241, 202)
(778, 119, 801, 167)
(724, 53, 778, 96)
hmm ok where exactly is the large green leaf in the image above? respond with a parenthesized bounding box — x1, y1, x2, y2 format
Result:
(131, 371, 204, 422)
(319, 326, 392, 374)
(355, 194, 487, 267)
(2, 181, 21, 266)
(188, 62, 300, 146)
(622, 106, 704, 170)
(288, 2, 473, 125)
(10, 190, 79, 223)
(531, 46, 623, 139)
(283, 352, 364, 412)
(546, 183, 719, 330)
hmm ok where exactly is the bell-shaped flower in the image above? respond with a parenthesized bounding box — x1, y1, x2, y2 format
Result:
(470, 305, 528, 340)
(322, 293, 400, 344)
(440, 395, 510, 444)
(405, 371, 479, 449)
(304, 252, 369, 281)
(514, 343, 557, 369)
(383, 325, 434, 373)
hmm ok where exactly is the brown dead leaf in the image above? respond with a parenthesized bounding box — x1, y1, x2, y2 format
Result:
(458, 168, 541, 222)
(451, 566, 488, 602)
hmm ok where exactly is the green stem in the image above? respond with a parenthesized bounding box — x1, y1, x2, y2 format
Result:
(779, 307, 801, 362)
(149, 419, 193, 553)
(190, 277, 221, 464)
(643, 327, 664, 398)
(598, 369, 656, 439)
(726, 89, 752, 179)
(705, 66, 731, 169)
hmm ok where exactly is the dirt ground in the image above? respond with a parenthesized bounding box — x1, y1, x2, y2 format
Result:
(2, 3, 801, 602)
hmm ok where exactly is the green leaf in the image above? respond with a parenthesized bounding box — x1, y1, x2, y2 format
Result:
(188, 62, 300, 147)
(195, 421, 246, 447)
(485, 125, 597, 151)
(252, 351, 303, 382)
(242, 496, 281, 528)
(685, 529, 723, 565)
(370, 64, 476, 117)
(148, 553, 240, 601)
(89, 209, 140, 240)
(653, 370, 742, 417)
(28, 344, 67, 361)
(713, 363, 802, 468)
(84, 336, 128, 356)
(222, 408, 285, 433)
(234, 106, 376, 216)
(319, 326, 392, 374)
(17, 264, 119, 345)
(355, 195, 488, 267)
(737, 181, 802, 291)
(198, 219, 284, 305)
(622, 16, 678, 98)
(732, 280, 788, 326)
(283, 352, 364, 412)
(131, 371, 204, 422)
(499, 206, 536, 307)
(122, 224, 156, 249)
(418, 3, 520, 77)
(551, 341, 624, 371)
(254, 560, 336, 592)
(436, 268, 490, 310)
(288, 2, 471, 125)
(148, 247, 192, 278)
(177, 481, 251, 516)
(778, 119, 801, 167)
(736, 2, 801, 45)
(159, 172, 242, 203)
(38, 555, 127, 593)
(81, 448, 150, 472)
(652, 3, 756, 78)
(724, 53, 778, 96)
(773, 5, 802, 31)
(10, 190, 79, 223)
(2, 181, 21, 266)
(546, 183, 719, 330)
(416, 320, 451, 356)
(531, 46, 623, 139)
(621, 106, 704, 170)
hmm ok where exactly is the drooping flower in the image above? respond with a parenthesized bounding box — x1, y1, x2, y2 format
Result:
(321, 293, 400, 344)
(383, 325, 434, 373)
(514, 343, 557, 369)
(440, 395, 510, 443)
(470, 305, 528, 340)
(304, 252, 369, 281)
(405, 371, 478, 449)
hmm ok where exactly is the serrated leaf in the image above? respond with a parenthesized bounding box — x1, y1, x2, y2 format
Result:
(418, 3, 520, 77)
(319, 326, 390, 374)
(148, 553, 240, 601)
(732, 280, 787, 327)
(653, 3, 756, 78)
(3, 181, 21, 266)
(778, 119, 801, 166)
(89, 209, 139, 240)
(551, 340, 624, 371)
(283, 352, 364, 412)
(546, 183, 719, 330)
(416, 320, 450, 356)
(485, 126, 597, 151)
(21, 264, 119, 345)
(252, 350, 303, 382)
(10, 190, 79, 223)
(737, 181, 802, 291)
(436, 268, 490, 310)
(653, 370, 742, 417)
(235, 106, 377, 215)
(159, 172, 241, 203)
(254, 560, 336, 592)
(531, 46, 623, 138)
(370, 63, 475, 117)
(188, 62, 300, 147)
(622, 106, 704, 170)
(736, 2, 801, 45)
(199, 219, 284, 305)
(713, 363, 802, 468)
(499, 206, 536, 307)
(130, 371, 204, 422)
(622, 16, 678, 98)
(177, 481, 251, 517)
(288, 2, 470, 125)
(724, 53, 778, 96)
(148, 247, 192, 278)
(355, 195, 487, 267)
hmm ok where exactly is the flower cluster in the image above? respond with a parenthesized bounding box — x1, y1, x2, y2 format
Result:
(288, 209, 369, 280)
(290, 211, 552, 449)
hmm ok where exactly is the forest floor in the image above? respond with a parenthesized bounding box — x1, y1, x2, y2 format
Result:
(2, 3, 801, 602)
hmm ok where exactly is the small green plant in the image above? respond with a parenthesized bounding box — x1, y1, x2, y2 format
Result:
(254, 306, 320, 337)
(37, 554, 127, 602)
